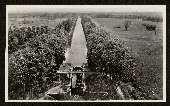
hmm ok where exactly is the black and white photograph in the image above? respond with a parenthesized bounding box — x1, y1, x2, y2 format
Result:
(5, 5, 166, 102)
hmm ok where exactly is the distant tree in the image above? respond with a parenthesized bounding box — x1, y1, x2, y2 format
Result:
(124, 20, 131, 31)
(142, 23, 157, 35)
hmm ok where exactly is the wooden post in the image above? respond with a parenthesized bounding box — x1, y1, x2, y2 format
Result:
(69, 73, 72, 96)
(82, 73, 85, 83)
(59, 74, 61, 83)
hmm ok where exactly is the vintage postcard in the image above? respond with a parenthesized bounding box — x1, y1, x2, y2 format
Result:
(5, 5, 166, 102)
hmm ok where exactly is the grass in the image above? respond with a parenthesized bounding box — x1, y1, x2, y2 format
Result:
(95, 18, 162, 40)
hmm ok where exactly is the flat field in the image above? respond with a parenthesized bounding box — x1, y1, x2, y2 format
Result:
(94, 17, 163, 98)
(8, 16, 66, 28)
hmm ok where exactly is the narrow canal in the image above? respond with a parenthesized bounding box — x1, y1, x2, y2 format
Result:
(65, 17, 87, 67)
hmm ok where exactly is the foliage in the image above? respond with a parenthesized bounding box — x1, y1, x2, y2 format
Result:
(8, 17, 77, 99)
(81, 17, 141, 83)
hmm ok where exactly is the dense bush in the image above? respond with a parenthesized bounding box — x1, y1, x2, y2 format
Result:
(81, 17, 162, 100)
(84, 74, 119, 100)
(8, 17, 77, 99)
(81, 17, 141, 83)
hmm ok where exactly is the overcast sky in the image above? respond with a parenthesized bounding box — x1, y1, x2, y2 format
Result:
(7, 5, 166, 13)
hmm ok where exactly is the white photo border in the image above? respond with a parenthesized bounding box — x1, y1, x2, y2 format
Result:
(5, 5, 166, 102)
